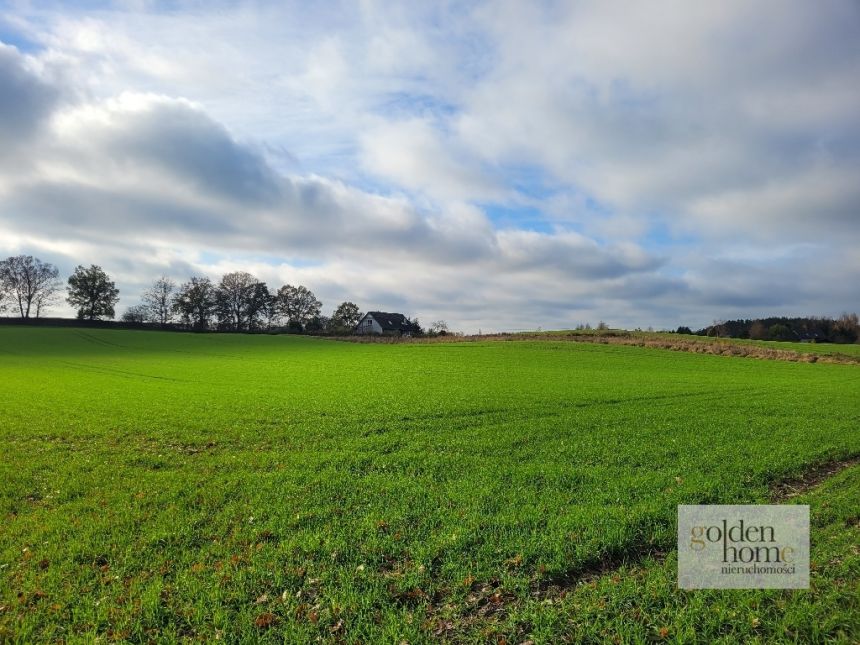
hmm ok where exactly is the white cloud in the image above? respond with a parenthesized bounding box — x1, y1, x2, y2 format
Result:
(359, 117, 504, 202)
(0, 1, 858, 331)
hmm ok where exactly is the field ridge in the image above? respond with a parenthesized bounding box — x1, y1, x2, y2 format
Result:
(330, 331, 860, 365)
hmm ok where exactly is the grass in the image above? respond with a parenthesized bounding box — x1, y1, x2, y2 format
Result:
(669, 333, 860, 358)
(516, 328, 860, 360)
(0, 326, 858, 642)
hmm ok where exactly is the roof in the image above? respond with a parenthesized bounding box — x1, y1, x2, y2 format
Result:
(366, 311, 410, 330)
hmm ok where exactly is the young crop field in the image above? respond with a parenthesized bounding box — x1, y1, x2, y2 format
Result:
(1, 327, 858, 643)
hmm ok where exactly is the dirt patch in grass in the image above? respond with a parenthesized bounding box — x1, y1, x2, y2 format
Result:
(424, 455, 860, 636)
(524, 546, 669, 607)
(770, 456, 860, 502)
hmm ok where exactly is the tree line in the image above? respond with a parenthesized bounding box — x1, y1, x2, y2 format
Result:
(0, 254, 424, 334)
(692, 315, 860, 344)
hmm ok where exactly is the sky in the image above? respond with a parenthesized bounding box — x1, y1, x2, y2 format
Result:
(0, 0, 858, 332)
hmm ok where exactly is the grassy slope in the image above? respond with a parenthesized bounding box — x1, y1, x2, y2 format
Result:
(526, 329, 860, 358)
(675, 334, 860, 358)
(0, 327, 858, 642)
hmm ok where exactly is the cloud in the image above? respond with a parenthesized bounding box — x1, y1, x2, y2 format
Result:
(359, 117, 505, 202)
(50, 93, 283, 205)
(1, 1, 858, 331)
(0, 53, 661, 329)
(452, 0, 860, 240)
(0, 43, 59, 161)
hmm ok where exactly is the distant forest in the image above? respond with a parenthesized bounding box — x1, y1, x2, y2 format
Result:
(688, 314, 860, 344)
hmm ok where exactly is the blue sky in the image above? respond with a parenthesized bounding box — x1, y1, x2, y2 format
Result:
(0, 0, 858, 331)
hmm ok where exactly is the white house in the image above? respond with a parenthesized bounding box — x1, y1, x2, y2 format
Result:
(355, 311, 412, 335)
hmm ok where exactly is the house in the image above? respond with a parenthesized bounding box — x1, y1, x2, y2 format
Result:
(355, 311, 413, 335)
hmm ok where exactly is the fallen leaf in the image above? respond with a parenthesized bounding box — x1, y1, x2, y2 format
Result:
(254, 612, 276, 629)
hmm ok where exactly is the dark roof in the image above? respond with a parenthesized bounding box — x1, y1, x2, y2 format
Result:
(367, 311, 409, 330)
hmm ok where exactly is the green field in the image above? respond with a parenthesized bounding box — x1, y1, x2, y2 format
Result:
(1, 327, 858, 643)
(524, 329, 860, 358)
(673, 334, 860, 358)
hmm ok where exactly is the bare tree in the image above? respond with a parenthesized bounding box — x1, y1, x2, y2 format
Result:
(245, 281, 273, 331)
(260, 290, 280, 329)
(276, 284, 322, 329)
(749, 321, 768, 340)
(833, 312, 859, 343)
(142, 276, 176, 325)
(429, 320, 449, 335)
(121, 305, 149, 323)
(0, 273, 8, 315)
(215, 271, 270, 331)
(0, 255, 61, 319)
(172, 277, 217, 330)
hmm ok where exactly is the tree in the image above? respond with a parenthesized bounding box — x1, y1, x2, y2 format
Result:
(214, 271, 270, 331)
(121, 305, 149, 323)
(832, 312, 859, 343)
(276, 284, 322, 330)
(407, 317, 424, 336)
(172, 277, 216, 330)
(748, 321, 768, 340)
(305, 315, 330, 333)
(0, 255, 61, 319)
(245, 281, 273, 331)
(285, 319, 304, 334)
(768, 323, 793, 341)
(429, 320, 449, 335)
(66, 265, 120, 320)
(142, 276, 176, 325)
(261, 290, 280, 330)
(675, 326, 692, 335)
(330, 301, 362, 331)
